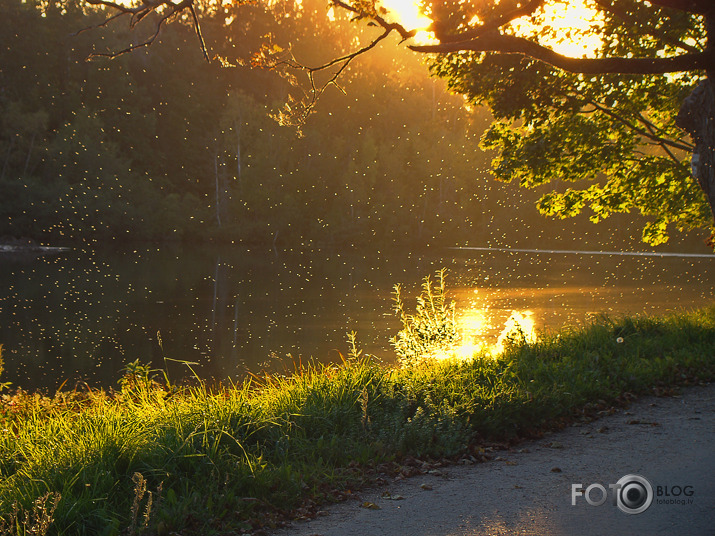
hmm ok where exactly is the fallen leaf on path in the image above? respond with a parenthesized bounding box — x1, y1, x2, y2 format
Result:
(627, 420, 660, 426)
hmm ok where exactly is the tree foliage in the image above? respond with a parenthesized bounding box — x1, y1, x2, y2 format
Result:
(419, 0, 713, 245)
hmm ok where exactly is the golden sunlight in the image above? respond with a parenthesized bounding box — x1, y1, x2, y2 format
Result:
(452, 309, 491, 358)
(492, 311, 537, 355)
(436, 308, 539, 362)
(379, 0, 603, 56)
(379, 0, 430, 29)
(378, 0, 437, 44)
(508, 0, 604, 58)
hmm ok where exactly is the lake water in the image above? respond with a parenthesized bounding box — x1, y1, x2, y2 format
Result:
(1, 244, 713, 391)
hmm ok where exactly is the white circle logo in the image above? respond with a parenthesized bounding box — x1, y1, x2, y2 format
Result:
(615, 474, 653, 514)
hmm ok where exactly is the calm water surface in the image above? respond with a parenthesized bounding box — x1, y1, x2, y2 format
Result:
(1, 244, 713, 390)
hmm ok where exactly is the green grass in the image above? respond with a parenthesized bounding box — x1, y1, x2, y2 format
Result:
(1, 306, 714, 535)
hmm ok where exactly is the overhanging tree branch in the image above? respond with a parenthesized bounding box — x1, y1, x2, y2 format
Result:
(330, 0, 415, 41)
(409, 34, 715, 74)
(82, 0, 210, 60)
(434, 0, 544, 43)
(267, 0, 417, 126)
(280, 27, 394, 125)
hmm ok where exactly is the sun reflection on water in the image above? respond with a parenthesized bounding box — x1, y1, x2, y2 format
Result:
(442, 290, 539, 361)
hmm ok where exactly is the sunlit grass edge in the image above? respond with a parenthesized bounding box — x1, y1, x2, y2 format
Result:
(1, 305, 714, 535)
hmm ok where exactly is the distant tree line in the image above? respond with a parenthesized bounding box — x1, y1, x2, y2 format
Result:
(0, 0, 525, 247)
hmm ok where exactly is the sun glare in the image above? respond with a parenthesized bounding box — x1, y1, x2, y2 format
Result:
(492, 311, 537, 355)
(378, 0, 437, 44)
(379, 0, 430, 29)
(508, 0, 604, 57)
(378, 0, 602, 55)
(434, 308, 538, 362)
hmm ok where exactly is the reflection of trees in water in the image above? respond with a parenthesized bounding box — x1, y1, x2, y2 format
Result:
(1, 245, 713, 390)
(209, 256, 249, 376)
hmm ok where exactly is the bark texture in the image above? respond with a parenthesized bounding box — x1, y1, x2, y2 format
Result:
(677, 77, 715, 223)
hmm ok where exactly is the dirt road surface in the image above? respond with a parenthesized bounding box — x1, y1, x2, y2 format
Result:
(271, 383, 715, 536)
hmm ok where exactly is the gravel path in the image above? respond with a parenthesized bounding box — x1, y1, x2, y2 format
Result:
(271, 383, 715, 536)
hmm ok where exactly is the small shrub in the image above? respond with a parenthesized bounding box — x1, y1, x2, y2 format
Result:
(390, 269, 459, 366)
(118, 359, 159, 393)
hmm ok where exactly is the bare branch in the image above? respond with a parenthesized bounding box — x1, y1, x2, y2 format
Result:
(189, 4, 209, 62)
(306, 27, 392, 73)
(262, 0, 421, 126)
(88, 16, 165, 59)
(275, 26, 394, 126)
(73, 9, 127, 35)
(84, 0, 155, 27)
(81, 0, 210, 61)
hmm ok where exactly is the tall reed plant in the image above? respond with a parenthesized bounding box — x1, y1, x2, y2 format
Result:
(390, 269, 459, 366)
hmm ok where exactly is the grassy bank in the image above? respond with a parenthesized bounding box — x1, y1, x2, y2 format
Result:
(1, 305, 714, 535)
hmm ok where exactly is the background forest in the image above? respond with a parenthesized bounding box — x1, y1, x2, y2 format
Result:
(1, 0, 484, 246)
(0, 0, 680, 249)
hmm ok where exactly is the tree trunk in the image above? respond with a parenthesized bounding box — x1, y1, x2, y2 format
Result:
(234, 118, 242, 190)
(676, 12, 715, 231)
(1, 137, 16, 181)
(676, 76, 715, 226)
(214, 150, 222, 228)
(22, 132, 36, 178)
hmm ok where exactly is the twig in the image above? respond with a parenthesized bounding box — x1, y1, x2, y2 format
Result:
(584, 98, 693, 152)
(80, 0, 210, 61)
(189, 4, 209, 62)
(274, 25, 396, 125)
